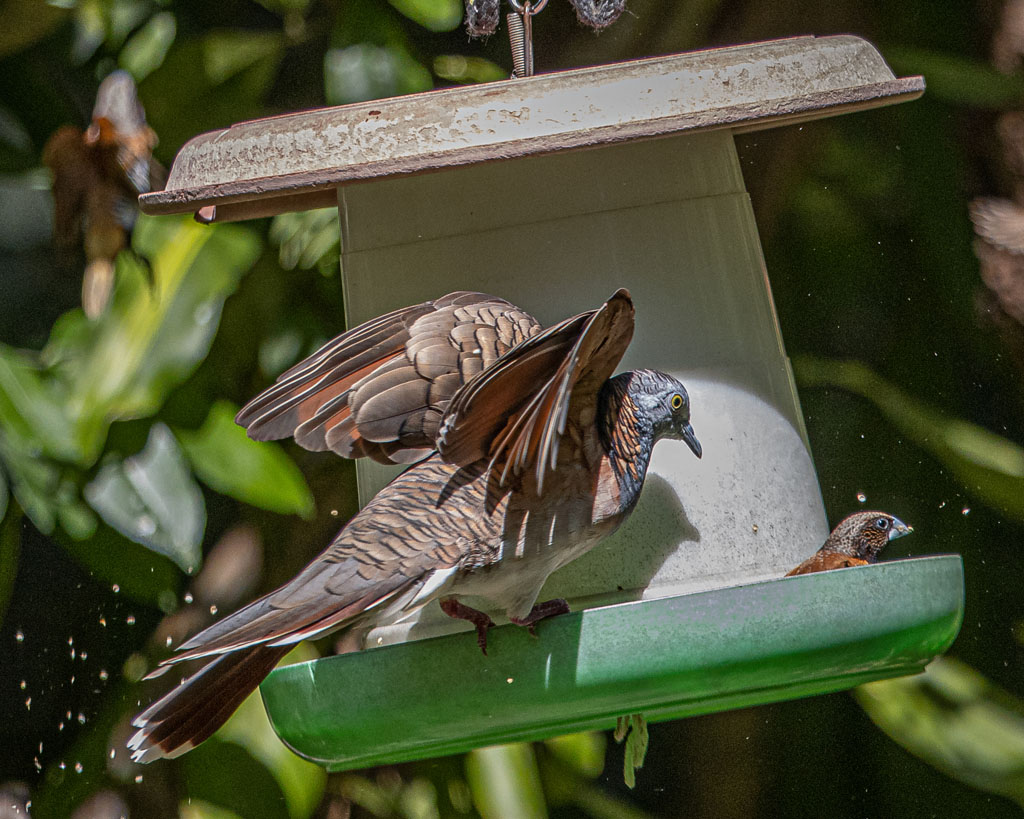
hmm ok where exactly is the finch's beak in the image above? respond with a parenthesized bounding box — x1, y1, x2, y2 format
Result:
(889, 517, 913, 540)
(682, 424, 702, 459)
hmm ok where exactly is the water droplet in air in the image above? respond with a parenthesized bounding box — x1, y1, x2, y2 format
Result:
(59, 762, 66, 770)
(80, 650, 87, 660)
(939, 501, 947, 509)
(68, 637, 74, 646)
(99, 616, 107, 627)
(184, 592, 194, 604)
(126, 615, 136, 625)
(24, 698, 31, 710)
(77, 712, 86, 724)
(134, 775, 144, 784)
(99, 670, 109, 681)
(962, 507, 971, 515)
(15, 630, 24, 642)
(165, 636, 173, 647)
(19, 680, 26, 690)
(209, 605, 218, 615)
(75, 762, 83, 773)
(109, 748, 116, 759)
(112, 584, 120, 593)
(330, 509, 339, 517)
(856, 493, 867, 503)
(506, 677, 514, 684)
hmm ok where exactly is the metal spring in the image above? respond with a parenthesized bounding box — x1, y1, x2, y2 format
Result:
(507, 12, 527, 78)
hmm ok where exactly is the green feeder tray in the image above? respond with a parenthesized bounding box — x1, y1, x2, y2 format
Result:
(260, 555, 963, 770)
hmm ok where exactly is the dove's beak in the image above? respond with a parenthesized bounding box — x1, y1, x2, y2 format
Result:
(889, 517, 913, 540)
(682, 424, 702, 459)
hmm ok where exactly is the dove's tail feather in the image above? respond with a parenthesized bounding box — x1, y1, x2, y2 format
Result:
(127, 644, 291, 763)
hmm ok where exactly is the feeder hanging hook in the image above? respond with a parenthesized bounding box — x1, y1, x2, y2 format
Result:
(507, 0, 549, 78)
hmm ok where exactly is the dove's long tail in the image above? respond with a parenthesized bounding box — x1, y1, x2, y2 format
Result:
(127, 644, 290, 763)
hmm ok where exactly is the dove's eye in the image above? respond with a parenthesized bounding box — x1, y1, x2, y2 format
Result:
(670, 394, 683, 411)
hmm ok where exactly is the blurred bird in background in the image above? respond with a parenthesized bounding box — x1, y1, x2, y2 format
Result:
(128, 288, 702, 762)
(786, 510, 912, 576)
(42, 70, 164, 319)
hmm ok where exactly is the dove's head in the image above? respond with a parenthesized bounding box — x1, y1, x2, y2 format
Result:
(612, 369, 701, 459)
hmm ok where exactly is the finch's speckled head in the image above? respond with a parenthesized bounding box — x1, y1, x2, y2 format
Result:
(825, 510, 912, 561)
(621, 369, 701, 458)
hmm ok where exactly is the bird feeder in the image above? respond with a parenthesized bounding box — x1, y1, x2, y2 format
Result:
(141, 35, 963, 770)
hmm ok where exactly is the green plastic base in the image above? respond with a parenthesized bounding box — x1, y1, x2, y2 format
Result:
(260, 555, 964, 770)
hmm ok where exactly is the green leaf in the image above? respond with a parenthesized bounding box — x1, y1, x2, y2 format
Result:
(0, 432, 95, 539)
(388, 0, 463, 32)
(84, 423, 205, 573)
(795, 357, 1024, 522)
(119, 11, 177, 81)
(543, 732, 605, 780)
(270, 208, 340, 275)
(177, 400, 314, 518)
(466, 744, 548, 819)
(324, 44, 432, 105)
(50, 215, 260, 461)
(203, 31, 284, 84)
(0, 344, 87, 463)
(857, 658, 1024, 807)
(433, 55, 507, 84)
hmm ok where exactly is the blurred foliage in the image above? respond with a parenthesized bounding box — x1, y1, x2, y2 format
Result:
(85, 423, 205, 573)
(177, 401, 315, 519)
(466, 744, 548, 819)
(1, 0, 1024, 817)
(796, 357, 1024, 523)
(857, 658, 1024, 808)
(270, 208, 340, 278)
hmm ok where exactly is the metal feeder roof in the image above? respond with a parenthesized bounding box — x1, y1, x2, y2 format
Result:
(140, 35, 923, 223)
